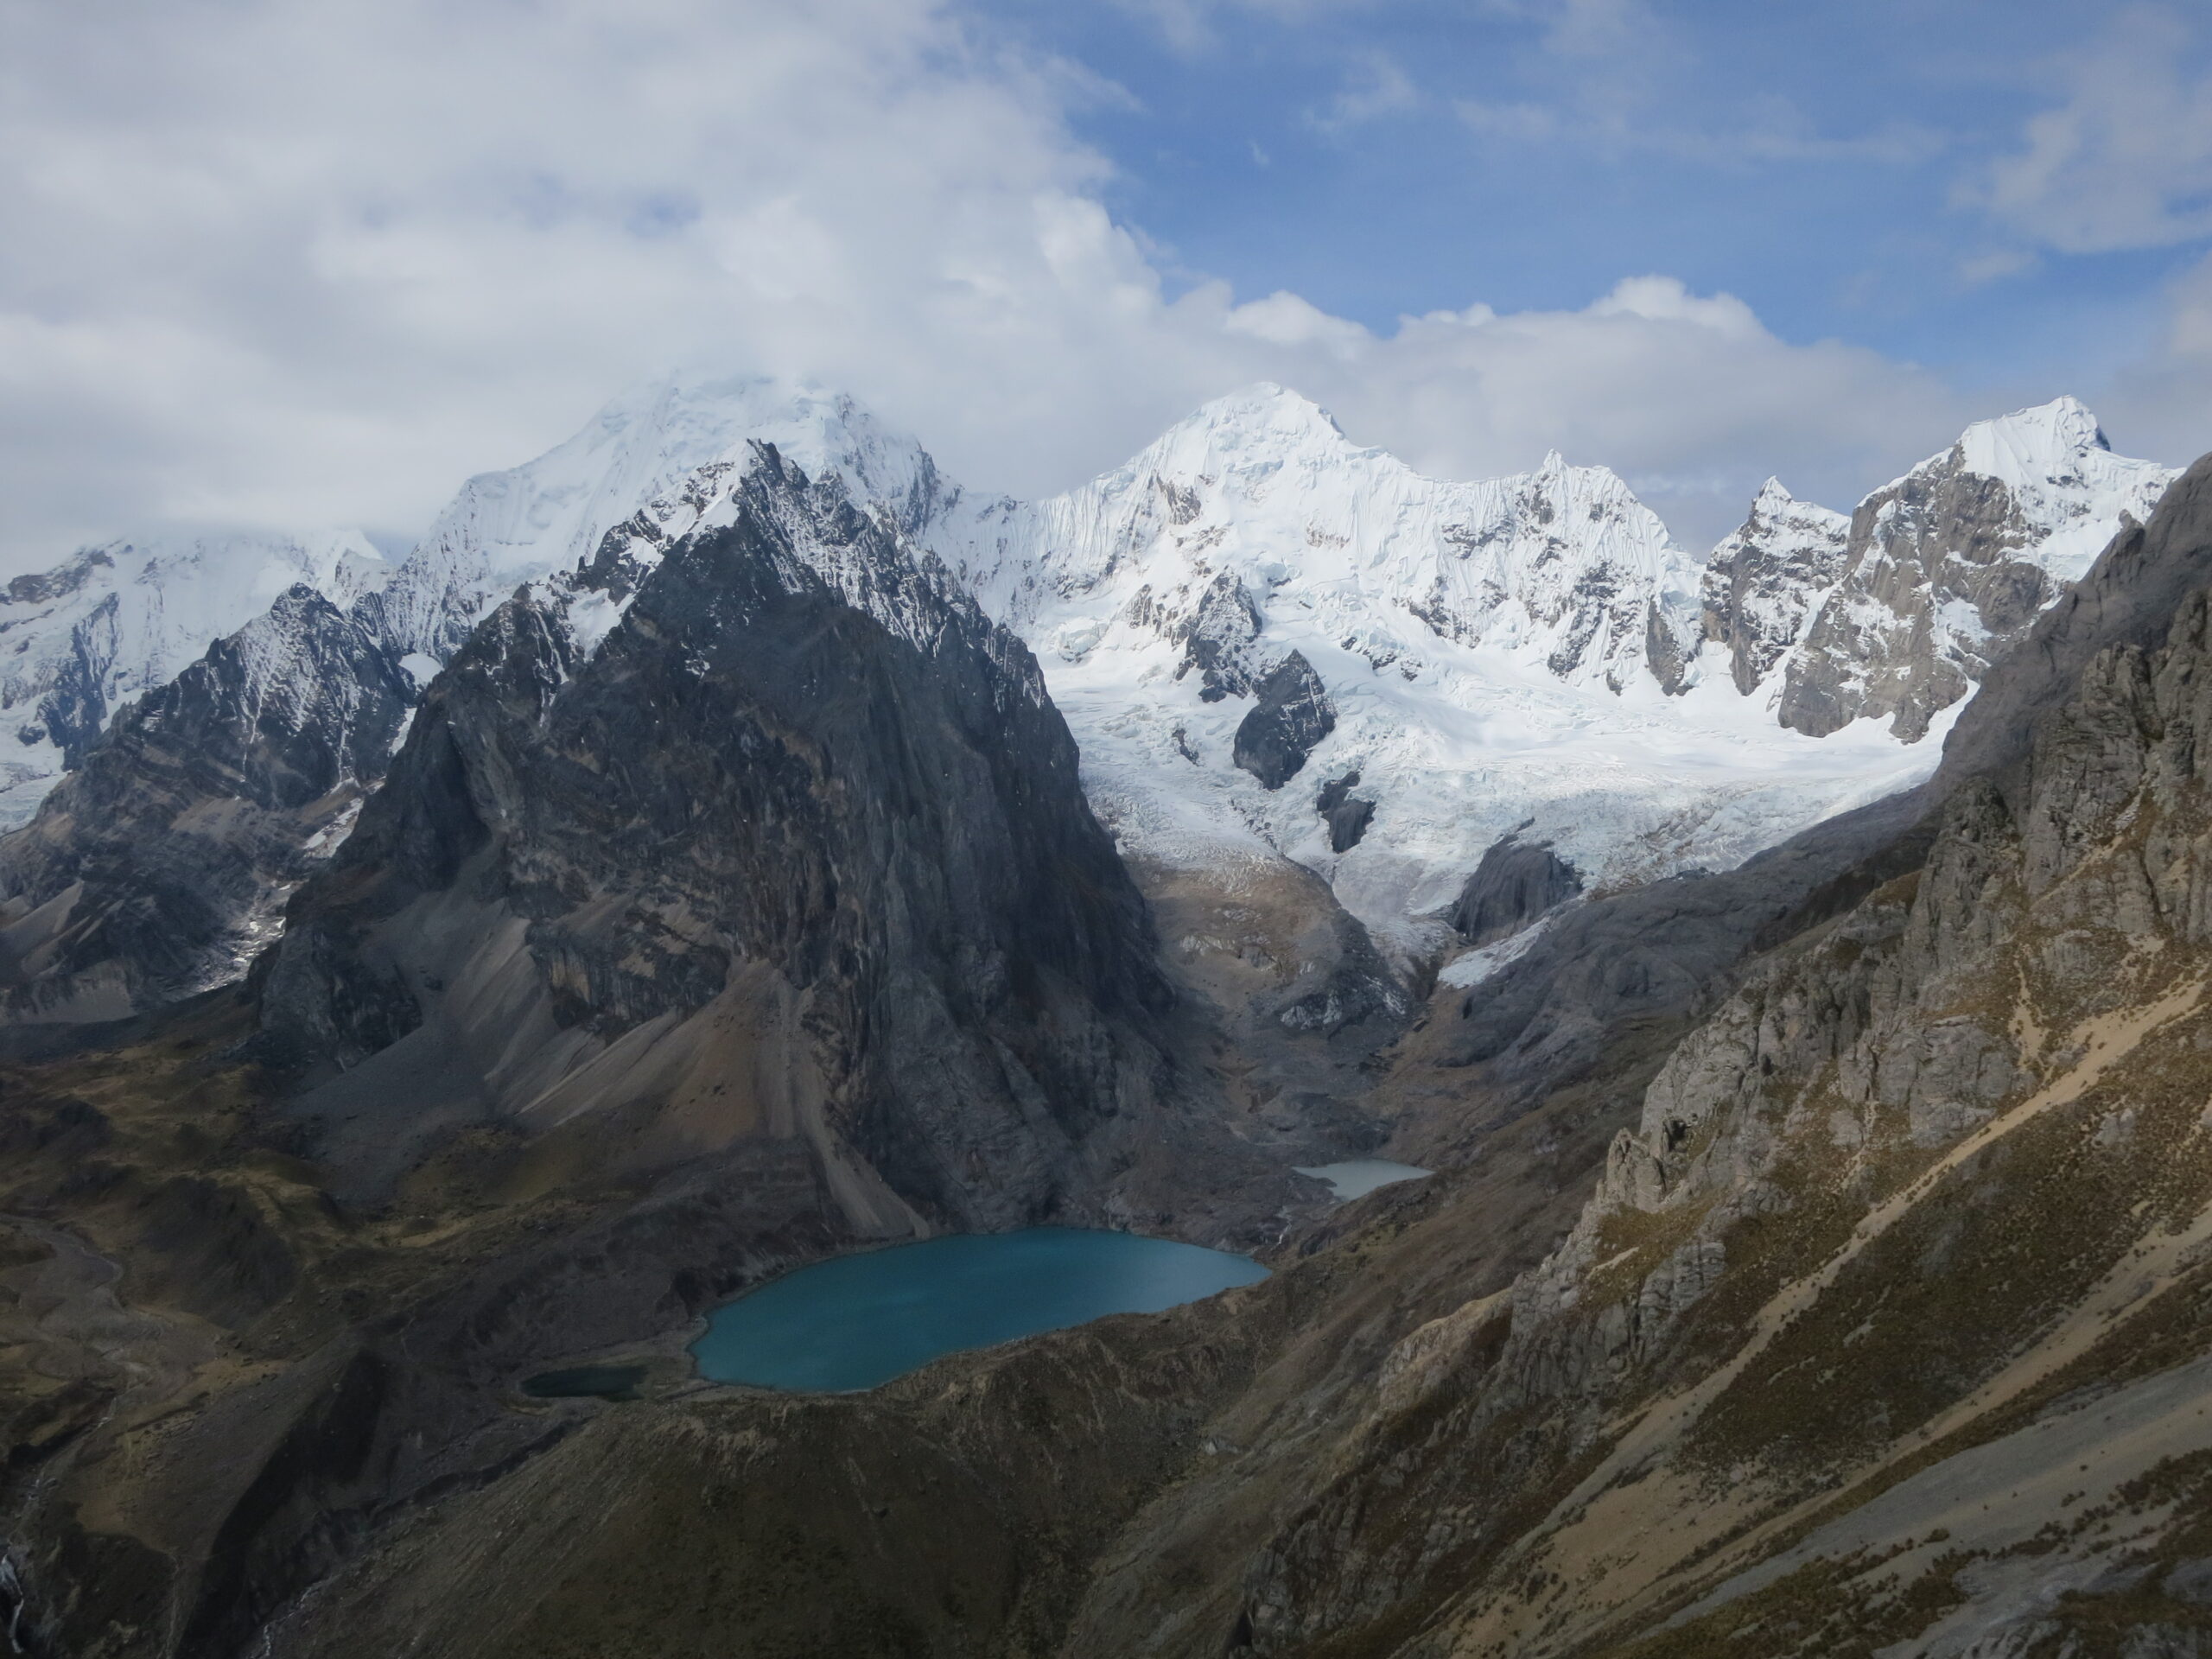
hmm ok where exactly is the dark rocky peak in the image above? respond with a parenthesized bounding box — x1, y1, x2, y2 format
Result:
(0, 586, 411, 1022)
(568, 442, 1042, 707)
(1233, 652, 1335, 790)
(257, 453, 1219, 1231)
(1449, 834, 1583, 946)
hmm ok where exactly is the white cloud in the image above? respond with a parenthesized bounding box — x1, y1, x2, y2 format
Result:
(1308, 50, 1421, 132)
(1976, 5, 2212, 253)
(1113, 0, 1381, 56)
(0, 0, 2187, 578)
(2100, 250, 2212, 470)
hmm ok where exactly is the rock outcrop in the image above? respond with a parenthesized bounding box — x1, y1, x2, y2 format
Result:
(1313, 770, 1375, 854)
(1210, 448, 2212, 1659)
(0, 531, 391, 828)
(1779, 398, 2173, 741)
(1700, 478, 1851, 694)
(1447, 835, 1583, 945)
(0, 587, 411, 1022)
(1232, 652, 1334, 790)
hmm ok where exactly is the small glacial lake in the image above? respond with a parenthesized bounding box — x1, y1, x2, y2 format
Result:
(1294, 1160, 1433, 1201)
(691, 1228, 1268, 1393)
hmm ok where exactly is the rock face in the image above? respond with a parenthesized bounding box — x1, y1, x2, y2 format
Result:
(2, 383, 2167, 1027)
(359, 372, 961, 663)
(7, 425, 2212, 1659)
(1447, 835, 1583, 945)
(1169, 571, 1264, 701)
(1205, 448, 2212, 1659)
(1313, 770, 1375, 854)
(258, 449, 1204, 1230)
(1231, 652, 1335, 790)
(0, 588, 411, 1022)
(1700, 479, 1851, 694)
(1778, 397, 2173, 741)
(0, 530, 390, 828)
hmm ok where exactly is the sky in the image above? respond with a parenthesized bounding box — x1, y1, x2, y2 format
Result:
(3, 0, 2210, 571)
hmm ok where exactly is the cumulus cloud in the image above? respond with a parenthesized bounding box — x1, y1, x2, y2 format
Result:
(0, 0, 2179, 575)
(1976, 5, 2212, 253)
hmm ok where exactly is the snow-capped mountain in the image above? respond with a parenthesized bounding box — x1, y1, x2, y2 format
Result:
(1700, 480, 1852, 696)
(918, 388, 2168, 957)
(1775, 397, 2175, 741)
(0, 373, 2176, 997)
(350, 377, 2181, 962)
(361, 372, 960, 663)
(939, 385, 1705, 697)
(0, 528, 390, 827)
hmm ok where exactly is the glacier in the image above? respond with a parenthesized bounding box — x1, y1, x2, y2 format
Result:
(0, 372, 2177, 968)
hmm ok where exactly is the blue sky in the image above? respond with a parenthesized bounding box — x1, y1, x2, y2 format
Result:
(2, 0, 2209, 566)
(996, 0, 2211, 391)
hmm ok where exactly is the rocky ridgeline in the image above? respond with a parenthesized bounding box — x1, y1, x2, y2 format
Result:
(1700, 478, 1851, 695)
(1777, 397, 2172, 741)
(1222, 454, 2212, 1657)
(0, 413, 2208, 1659)
(0, 382, 2177, 1026)
(0, 588, 410, 1021)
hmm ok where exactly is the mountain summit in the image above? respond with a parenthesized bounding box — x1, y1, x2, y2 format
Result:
(0, 378, 2177, 1019)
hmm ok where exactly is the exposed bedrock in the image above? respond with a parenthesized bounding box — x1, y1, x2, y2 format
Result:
(1173, 569, 1266, 702)
(0, 588, 411, 1025)
(85, 455, 1311, 1657)
(1778, 430, 2175, 742)
(1231, 652, 1334, 790)
(23, 457, 2212, 1659)
(258, 452, 1283, 1233)
(1447, 835, 1583, 946)
(1313, 769, 1375, 855)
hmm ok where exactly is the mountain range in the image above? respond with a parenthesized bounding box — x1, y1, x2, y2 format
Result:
(3, 370, 2211, 1659)
(0, 375, 2172, 1024)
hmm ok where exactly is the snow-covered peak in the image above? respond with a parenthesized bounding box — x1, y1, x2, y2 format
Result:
(1701, 480, 1852, 696)
(1954, 396, 2107, 490)
(0, 526, 391, 826)
(1167, 381, 1353, 448)
(1750, 477, 1802, 516)
(943, 385, 1698, 696)
(367, 370, 955, 660)
(1774, 397, 2177, 742)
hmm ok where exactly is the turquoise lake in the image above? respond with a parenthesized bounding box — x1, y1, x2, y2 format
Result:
(690, 1228, 1269, 1392)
